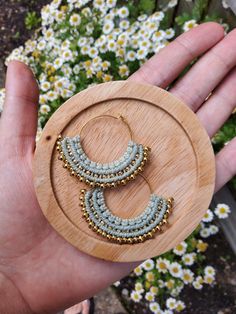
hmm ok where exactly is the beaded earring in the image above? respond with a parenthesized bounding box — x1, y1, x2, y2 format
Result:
(57, 114, 151, 188)
(79, 175, 174, 245)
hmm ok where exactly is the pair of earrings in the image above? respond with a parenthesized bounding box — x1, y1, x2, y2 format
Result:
(56, 114, 174, 244)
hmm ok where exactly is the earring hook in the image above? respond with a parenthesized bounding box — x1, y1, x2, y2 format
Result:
(80, 114, 133, 141)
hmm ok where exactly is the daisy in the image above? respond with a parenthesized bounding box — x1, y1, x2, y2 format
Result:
(149, 302, 161, 314)
(181, 269, 194, 284)
(69, 13, 81, 26)
(103, 74, 113, 82)
(204, 275, 215, 285)
(146, 271, 155, 282)
(126, 50, 136, 62)
(166, 297, 177, 310)
(37, 40, 46, 51)
(61, 89, 73, 99)
(200, 228, 211, 238)
(165, 28, 175, 39)
(118, 6, 129, 18)
(202, 209, 214, 222)
(175, 300, 186, 312)
(156, 258, 169, 273)
(118, 64, 129, 77)
(169, 262, 183, 278)
(165, 279, 175, 290)
(136, 48, 148, 60)
(214, 203, 231, 218)
(152, 30, 165, 42)
(183, 19, 198, 32)
(55, 10, 65, 22)
(77, 37, 87, 47)
(157, 279, 165, 288)
(150, 286, 158, 295)
(62, 49, 73, 61)
(103, 20, 114, 34)
(53, 57, 63, 69)
(106, 0, 117, 8)
(130, 290, 142, 302)
(39, 95, 47, 105)
(182, 253, 195, 266)
(134, 282, 144, 294)
(173, 241, 187, 256)
(46, 90, 58, 101)
(107, 40, 117, 51)
(40, 104, 51, 114)
(119, 20, 130, 30)
(209, 224, 219, 235)
(81, 45, 90, 55)
(196, 240, 208, 252)
(44, 28, 54, 41)
(134, 266, 143, 276)
(101, 61, 110, 71)
(204, 266, 216, 277)
(145, 292, 155, 302)
(192, 280, 203, 290)
(152, 11, 165, 21)
(88, 47, 98, 58)
(41, 81, 51, 92)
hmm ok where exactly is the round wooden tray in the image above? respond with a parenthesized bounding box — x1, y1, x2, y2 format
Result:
(33, 81, 215, 262)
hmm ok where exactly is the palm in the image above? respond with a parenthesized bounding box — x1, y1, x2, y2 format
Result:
(0, 23, 235, 313)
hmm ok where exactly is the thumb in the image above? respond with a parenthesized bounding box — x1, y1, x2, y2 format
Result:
(0, 61, 39, 154)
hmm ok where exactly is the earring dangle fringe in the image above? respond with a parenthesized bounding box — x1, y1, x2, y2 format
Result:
(79, 188, 174, 244)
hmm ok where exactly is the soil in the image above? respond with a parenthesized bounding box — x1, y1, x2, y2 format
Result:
(115, 227, 236, 314)
(0, 0, 49, 62)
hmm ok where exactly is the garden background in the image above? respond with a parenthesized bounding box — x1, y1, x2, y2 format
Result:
(0, 0, 235, 313)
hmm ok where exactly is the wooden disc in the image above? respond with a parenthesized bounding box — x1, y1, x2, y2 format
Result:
(33, 81, 215, 262)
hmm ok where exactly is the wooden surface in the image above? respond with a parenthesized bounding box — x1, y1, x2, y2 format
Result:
(33, 81, 215, 262)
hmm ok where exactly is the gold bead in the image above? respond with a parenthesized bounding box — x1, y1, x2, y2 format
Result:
(93, 225, 98, 231)
(85, 180, 90, 185)
(80, 189, 86, 194)
(143, 157, 148, 162)
(105, 183, 111, 188)
(168, 197, 174, 204)
(140, 161, 145, 167)
(106, 234, 111, 240)
(79, 176, 85, 182)
(162, 219, 168, 225)
(90, 182, 95, 188)
(70, 171, 75, 176)
(127, 238, 133, 244)
(100, 183, 105, 189)
(147, 232, 153, 238)
(79, 196, 84, 201)
(121, 179, 126, 185)
(58, 155, 63, 161)
(130, 174, 135, 180)
(63, 163, 68, 168)
(88, 222, 94, 228)
(80, 202, 84, 207)
(97, 229, 102, 235)
(57, 135, 62, 140)
(164, 213, 168, 219)
(111, 182, 116, 188)
(134, 170, 138, 175)
(102, 231, 106, 237)
(83, 212, 88, 218)
(155, 226, 161, 232)
(138, 166, 143, 172)
(56, 145, 60, 151)
(117, 237, 122, 244)
(138, 236, 144, 242)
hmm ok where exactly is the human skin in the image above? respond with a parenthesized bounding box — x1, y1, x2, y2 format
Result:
(0, 22, 235, 313)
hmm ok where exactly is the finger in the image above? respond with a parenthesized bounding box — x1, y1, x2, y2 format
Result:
(215, 137, 236, 192)
(171, 29, 236, 111)
(0, 61, 39, 152)
(197, 67, 236, 138)
(129, 22, 224, 87)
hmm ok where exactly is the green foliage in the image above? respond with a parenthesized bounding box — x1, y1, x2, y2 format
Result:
(138, 0, 156, 14)
(192, 0, 209, 21)
(24, 11, 41, 30)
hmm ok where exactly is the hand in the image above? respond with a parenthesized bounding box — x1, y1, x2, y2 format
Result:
(0, 22, 235, 313)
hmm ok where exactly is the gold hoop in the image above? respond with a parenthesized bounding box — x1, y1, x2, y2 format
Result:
(80, 114, 133, 140)
(139, 173, 153, 194)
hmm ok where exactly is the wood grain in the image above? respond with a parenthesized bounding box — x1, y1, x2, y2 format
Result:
(33, 81, 215, 262)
